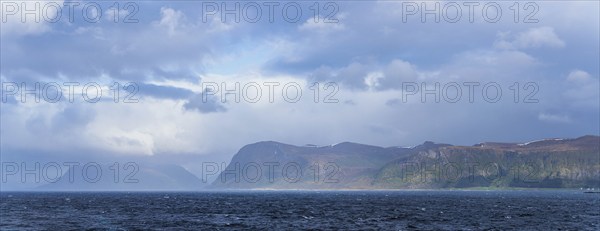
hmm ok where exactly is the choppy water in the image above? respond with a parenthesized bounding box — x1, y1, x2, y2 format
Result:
(1, 190, 598, 230)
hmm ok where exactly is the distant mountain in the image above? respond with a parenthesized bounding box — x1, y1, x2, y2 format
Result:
(210, 141, 412, 189)
(212, 136, 600, 189)
(39, 164, 205, 191)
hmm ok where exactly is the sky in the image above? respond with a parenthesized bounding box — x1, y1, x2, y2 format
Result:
(1, 0, 599, 171)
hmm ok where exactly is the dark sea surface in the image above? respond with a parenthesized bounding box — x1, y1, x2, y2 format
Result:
(1, 190, 598, 230)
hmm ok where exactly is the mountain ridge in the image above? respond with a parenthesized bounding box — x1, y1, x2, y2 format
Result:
(212, 135, 600, 189)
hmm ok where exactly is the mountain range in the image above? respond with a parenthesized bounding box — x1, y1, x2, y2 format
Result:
(212, 135, 600, 189)
(36, 164, 205, 191)
(14, 135, 598, 191)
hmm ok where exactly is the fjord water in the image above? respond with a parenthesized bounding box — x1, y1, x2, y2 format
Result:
(1, 190, 598, 230)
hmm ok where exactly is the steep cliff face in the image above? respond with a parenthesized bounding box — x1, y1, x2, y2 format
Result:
(212, 136, 600, 189)
(374, 136, 600, 189)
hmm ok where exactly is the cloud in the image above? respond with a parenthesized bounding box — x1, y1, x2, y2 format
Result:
(377, 60, 420, 90)
(440, 49, 539, 82)
(309, 62, 372, 89)
(364, 72, 384, 90)
(50, 104, 97, 133)
(538, 113, 572, 123)
(564, 69, 599, 108)
(1, 1, 598, 168)
(137, 83, 194, 100)
(0, 4, 241, 85)
(183, 89, 227, 113)
(156, 7, 185, 36)
(0, 1, 64, 37)
(298, 15, 346, 32)
(515, 27, 566, 48)
(307, 59, 420, 90)
(567, 69, 592, 83)
(495, 27, 565, 49)
(2, 102, 99, 155)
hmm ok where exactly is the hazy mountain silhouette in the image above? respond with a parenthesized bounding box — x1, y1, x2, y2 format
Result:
(38, 164, 205, 191)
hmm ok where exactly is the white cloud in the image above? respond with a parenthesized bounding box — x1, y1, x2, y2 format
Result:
(495, 27, 565, 49)
(0, 1, 64, 37)
(567, 69, 592, 83)
(156, 7, 185, 36)
(380, 59, 420, 88)
(441, 49, 539, 82)
(364, 72, 384, 90)
(299, 16, 346, 32)
(538, 113, 572, 123)
(515, 27, 565, 48)
(564, 69, 599, 108)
